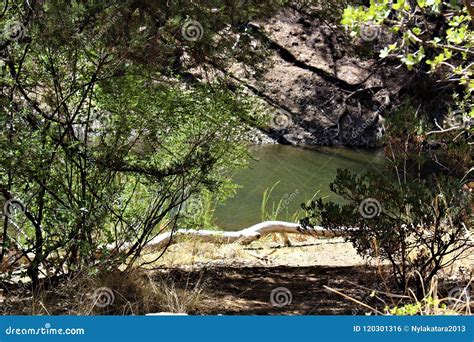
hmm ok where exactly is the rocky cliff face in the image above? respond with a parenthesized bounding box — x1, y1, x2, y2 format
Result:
(233, 7, 412, 148)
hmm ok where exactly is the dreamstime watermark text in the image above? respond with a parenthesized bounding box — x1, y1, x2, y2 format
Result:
(275, 189, 301, 217)
(5, 323, 85, 336)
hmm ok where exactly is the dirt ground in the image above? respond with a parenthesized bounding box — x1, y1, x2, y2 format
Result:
(158, 264, 380, 315)
(1, 235, 472, 315)
(144, 235, 473, 315)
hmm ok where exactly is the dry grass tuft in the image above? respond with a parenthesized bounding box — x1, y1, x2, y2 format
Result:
(17, 266, 209, 315)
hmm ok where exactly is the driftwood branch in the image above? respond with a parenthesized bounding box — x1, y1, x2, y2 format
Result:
(141, 221, 336, 252)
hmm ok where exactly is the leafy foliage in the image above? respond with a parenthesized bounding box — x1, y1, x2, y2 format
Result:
(300, 104, 473, 291)
(0, 0, 283, 286)
(301, 170, 472, 289)
(342, 0, 473, 119)
(299, 0, 474, 292)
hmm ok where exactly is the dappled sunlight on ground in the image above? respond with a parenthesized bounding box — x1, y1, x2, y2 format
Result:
(141, 235, 366, 269)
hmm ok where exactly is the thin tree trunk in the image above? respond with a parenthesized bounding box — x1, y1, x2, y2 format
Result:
(117, 221, 338, 253)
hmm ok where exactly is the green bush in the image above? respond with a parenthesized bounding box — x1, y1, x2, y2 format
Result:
(300, 104, 473, 293)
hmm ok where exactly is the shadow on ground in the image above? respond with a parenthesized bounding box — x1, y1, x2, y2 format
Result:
(158, 265, 389, 315)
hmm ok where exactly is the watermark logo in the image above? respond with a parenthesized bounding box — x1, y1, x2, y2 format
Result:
(270, 287, 292, 307)
(270, 109, 291, 130)
(181, 197, 204, 217)
(5, 322, 85, 336)
(181, 20, 204, 42)
(2, 21, 26, 41)
(448, 286, 470, 306)
(93, 287, 115, 307)
(3, 198, 26, 219)
(358, 198, 381, 218)
(445, 109, 471, 129)
(359, 22, 380, 41)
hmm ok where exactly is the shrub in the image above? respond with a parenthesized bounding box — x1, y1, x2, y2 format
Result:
(301, 170, 472, 291)
(300, 104, 473, 293)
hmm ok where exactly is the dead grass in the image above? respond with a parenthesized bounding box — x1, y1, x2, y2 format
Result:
(1, 235, 472, 315)
(140, 233, 367, 269)
(0, 266, 210, 315)
(325, 275, 473, 315)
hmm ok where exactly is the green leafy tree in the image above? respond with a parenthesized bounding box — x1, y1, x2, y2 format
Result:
(341, 0, 473, 118)
(301, 169, 472, 291)
(0, 0, 283, 287)
(299, 2, 473, 294)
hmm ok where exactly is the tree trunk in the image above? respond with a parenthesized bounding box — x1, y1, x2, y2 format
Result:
(136, 221, 336, 252)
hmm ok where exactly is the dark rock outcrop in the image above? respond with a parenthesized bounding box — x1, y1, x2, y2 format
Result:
(233, 8, 411, 147)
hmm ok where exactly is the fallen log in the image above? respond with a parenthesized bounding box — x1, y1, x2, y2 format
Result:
(142, 221, 336, 252)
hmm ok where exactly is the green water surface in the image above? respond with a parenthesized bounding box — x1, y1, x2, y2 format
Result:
(214, 145, 385, 230)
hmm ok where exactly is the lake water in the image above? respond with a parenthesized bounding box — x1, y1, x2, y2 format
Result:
(214, 145, 385, 231)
